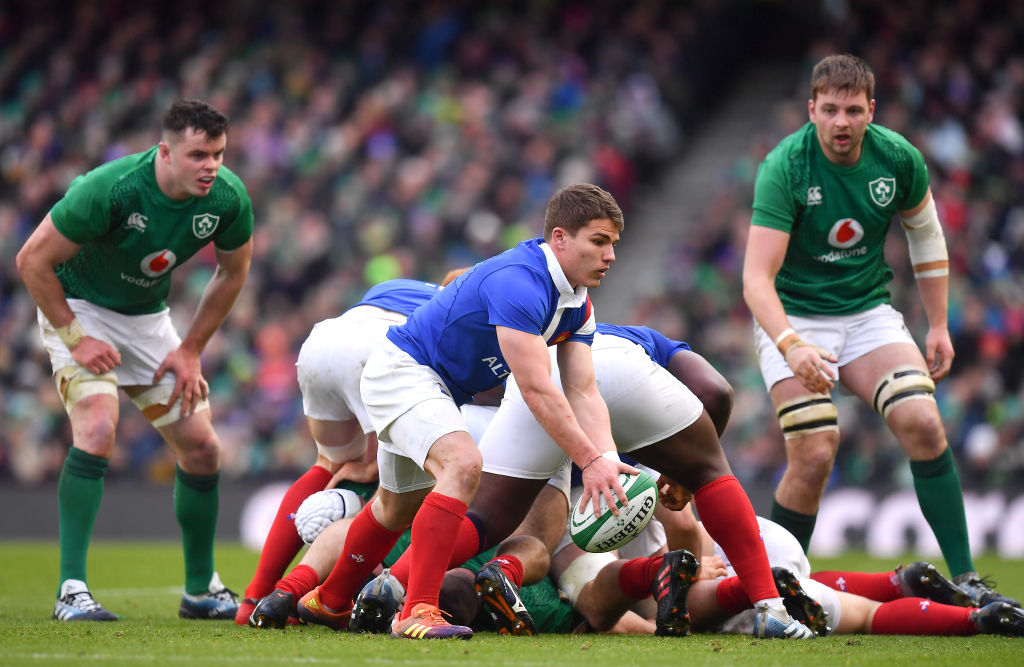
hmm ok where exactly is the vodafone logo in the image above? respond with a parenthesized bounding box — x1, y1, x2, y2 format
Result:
(140, 249, 177, 277)
(827, 218, 864, 249)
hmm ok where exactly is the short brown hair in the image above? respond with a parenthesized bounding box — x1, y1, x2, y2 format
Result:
(543, 183, 624, 240)
(162, 99, 229, 139)
(810, 54, 875, 101)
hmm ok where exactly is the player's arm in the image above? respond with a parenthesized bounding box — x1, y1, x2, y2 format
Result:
(899, 188, 953, 380)
(155, 237, 253, 414)
(742, 225, 836, 393)
(15, 213, 122, 374)
(496, 326, 635, 515)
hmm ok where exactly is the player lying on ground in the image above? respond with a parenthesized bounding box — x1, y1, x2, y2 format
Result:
(345, 322, 813, 638)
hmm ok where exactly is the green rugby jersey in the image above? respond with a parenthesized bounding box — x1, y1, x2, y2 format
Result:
(50, 146, 253, 315)
(751, 122, 929, 316)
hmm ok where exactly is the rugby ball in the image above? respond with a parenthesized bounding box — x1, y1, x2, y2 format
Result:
(570, 470, 658, 553)
(293, 488, 363, 545)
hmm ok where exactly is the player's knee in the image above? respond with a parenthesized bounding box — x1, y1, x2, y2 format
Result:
(72, 411, 118, 456)
(777, 393, 838, 441)
(177, 433, 221, 474)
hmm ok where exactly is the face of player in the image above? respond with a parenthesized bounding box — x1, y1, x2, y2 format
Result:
(551, 217, 619, 289)
(808, 88, 875, 166)
(157, 127, 227, 199)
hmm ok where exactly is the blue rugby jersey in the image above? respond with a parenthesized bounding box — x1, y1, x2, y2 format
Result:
(355, 278, 443, 316)
(388, 238, 596, 405)
(595, 323, 691, 368)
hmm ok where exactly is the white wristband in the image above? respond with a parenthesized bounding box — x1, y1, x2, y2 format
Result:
(773, 328, 797, 346)
(56, 318, 86, 349)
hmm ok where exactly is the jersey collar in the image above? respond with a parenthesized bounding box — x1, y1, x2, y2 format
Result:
(539, 241, 588, 309)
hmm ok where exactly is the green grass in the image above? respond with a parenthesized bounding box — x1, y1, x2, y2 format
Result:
(1, 541, 1023, 665)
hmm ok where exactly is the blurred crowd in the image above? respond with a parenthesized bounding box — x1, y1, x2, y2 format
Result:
(1, 1, 1021, 494)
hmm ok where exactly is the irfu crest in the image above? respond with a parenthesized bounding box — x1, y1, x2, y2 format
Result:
(192, 213, 220, 239)
(868, 177, 896, 207)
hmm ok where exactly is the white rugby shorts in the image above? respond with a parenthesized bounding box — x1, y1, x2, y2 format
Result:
(296, 305, 407, 431)
(754, 303, 917, 391)
(479, 332, 703, 480)
(361, 337, 468, 493)
(38, 299, 181, 386)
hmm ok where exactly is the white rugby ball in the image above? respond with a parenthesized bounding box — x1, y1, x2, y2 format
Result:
(569, 470, 658, 553)
(293, 488, 363, 545)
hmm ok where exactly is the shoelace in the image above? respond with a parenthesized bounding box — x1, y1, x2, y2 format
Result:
(68, 592, 102, 612)
(413, 605, 452, 626)
(208, 586, 238, 602)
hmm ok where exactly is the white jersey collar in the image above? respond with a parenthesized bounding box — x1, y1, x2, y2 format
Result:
(539, 241, 588, 309)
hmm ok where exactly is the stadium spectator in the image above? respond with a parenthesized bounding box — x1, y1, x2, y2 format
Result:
(16, 100, 250, 621)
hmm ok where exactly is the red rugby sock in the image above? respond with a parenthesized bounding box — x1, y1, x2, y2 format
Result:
(714, 575, 754, 615)
(400, 492, 468, 619)
(490, 554, 524, 588)
(870, 597, 976, 635)
(389, 513, 483, 587)
(244, 465, 332, 600)
(319, 506, 403, 611)
(276, 564, 320, 599)
(694, 475, 778, 602)
(617, 555, 663, 600)
(810, 570, 902, 601)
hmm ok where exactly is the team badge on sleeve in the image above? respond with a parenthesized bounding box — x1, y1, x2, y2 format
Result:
(192, 213, 220, 239)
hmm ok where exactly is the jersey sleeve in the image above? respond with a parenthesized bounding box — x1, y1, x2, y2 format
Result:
(49, 173, 115, 243)
(213, 174, 254, 251)
(564, 296, 595, 344)
(751, 152, 797, 232)
(898, 141, 930, 211)
(479, 265, 550, 334)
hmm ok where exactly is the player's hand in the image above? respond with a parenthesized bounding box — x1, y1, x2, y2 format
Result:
(327, 460, 380, 487)
(154, 347, 209, 417)
(785, 342, 837, 394)
(70, 336, 122, 375)
(657, 475, 693, 511)
(579, 452, 639, 518)
(697, 556, 727, 580)
(925, 327, 954, 381)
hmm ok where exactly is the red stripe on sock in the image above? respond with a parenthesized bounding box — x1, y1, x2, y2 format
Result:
(244, 465, 332, 600)
(694, 475, 777, 602)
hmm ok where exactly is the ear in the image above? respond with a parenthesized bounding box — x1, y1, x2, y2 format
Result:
(867, 98, 876, 123)
(807, 98, 815, 121)
(550, 226, 568, 249)
(157, 140, 171, 160)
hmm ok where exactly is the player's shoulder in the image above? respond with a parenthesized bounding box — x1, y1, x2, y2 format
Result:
(865, 123, 925, 173)
(210, 164, 251, 201)
(69, 148, 156, 193)
(762, 123, 816, 165)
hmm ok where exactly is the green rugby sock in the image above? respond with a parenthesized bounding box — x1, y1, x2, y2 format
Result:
(911, 448, 975, 576)
(770, 499, 817, 554)
(58, 448, 109, 592)
(174, 465, 220, 595)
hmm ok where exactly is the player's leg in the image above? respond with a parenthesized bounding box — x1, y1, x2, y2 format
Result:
(666, 349, 734, 437)
(153, 405, 239, 619)
(767, 376, 840, 551)
(54, 385, 121, 621)
(840, 338, 1015, 605)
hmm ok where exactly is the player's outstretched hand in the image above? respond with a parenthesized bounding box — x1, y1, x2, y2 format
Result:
(580, 451, 639, 518)
(925, 327, 954, 381)
(70, 336, 122, 375)
(784, 343, 837, 394)
(154, 347, 209, 417)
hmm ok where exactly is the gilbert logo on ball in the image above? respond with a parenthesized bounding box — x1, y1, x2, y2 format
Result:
(569, 470, 658, 553)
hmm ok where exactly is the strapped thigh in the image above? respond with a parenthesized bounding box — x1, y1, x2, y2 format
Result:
(55, 366, 118, 414)
(871, 365, 935, 418)
(130, 384, 210, 427)
(776, 393, 838, 440)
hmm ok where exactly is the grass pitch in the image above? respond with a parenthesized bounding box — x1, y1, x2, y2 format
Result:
(1, 541, 1022, 665)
